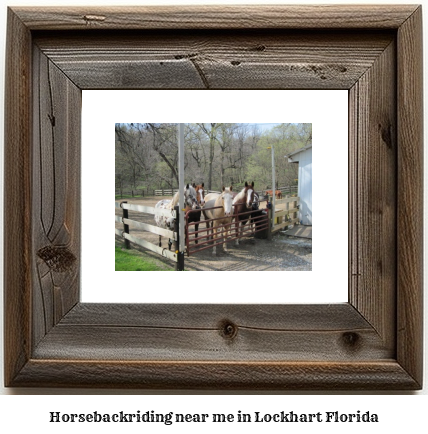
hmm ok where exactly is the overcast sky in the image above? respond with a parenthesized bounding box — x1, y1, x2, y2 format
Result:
(248, 123, 281, 132)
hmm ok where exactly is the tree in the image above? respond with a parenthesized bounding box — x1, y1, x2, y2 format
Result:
(115, 122, 311, 195)
(197, 123, 220, 191)
(245, 123, 311, 190)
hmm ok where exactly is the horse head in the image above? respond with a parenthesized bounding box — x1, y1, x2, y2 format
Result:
(193, 182, 205, 206)
(244, 181, 255, 209)
(220, 185, 234, 216)
(185, 184, 198, 209)
(252, 192, 260, 210)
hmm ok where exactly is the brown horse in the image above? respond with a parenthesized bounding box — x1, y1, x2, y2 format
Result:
(202, 186, 234, 255)
(192, 182, 205, 206)
(265, 189, 282, 199)
(233, 182, 255, 245)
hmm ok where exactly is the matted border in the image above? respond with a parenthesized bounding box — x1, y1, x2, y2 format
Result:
(4, 5, 423, 389)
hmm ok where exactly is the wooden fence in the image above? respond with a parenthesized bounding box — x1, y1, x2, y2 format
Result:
(154, 189, 221, 197)
(115, 189, 150, 198)
(115, 201, 178, 263)
(271, 196, 300, 233)
(115, 185, 298, 198)
(154, 189, 179, 196)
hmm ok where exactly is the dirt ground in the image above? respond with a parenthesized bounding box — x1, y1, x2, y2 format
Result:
(115, 196, 312, 271)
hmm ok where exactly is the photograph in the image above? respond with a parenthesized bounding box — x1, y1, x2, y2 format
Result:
(114, 123, 312, 271)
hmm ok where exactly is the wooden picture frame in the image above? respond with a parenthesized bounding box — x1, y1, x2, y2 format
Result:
(4, 5, 423, 389)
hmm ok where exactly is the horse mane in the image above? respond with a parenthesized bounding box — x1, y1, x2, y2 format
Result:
(232, 188, 246, 203)
(169, 184, 196, 209)
(169, 191, 180, 208)
(233, 182, 255, 205)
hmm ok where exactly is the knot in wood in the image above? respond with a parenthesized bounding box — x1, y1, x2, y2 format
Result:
(378, 122, 393, 149)
(341, 332, 361, 350)
(83, 15, 106, 23)
(219, 320, 238, 340)
(37, 245, 76, 272)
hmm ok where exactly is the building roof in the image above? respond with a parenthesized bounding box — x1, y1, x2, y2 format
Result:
(284, 143, 312, 163)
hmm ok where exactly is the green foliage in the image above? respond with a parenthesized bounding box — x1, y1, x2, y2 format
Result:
(245, 123, 310, 189)
(116, 123, 311, 193)
(115, 246, 174, 271)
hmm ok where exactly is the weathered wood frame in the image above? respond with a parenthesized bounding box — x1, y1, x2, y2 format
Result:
(4, 5, 423, 389)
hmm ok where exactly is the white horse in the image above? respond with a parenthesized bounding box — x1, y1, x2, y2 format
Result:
(154, 184, 198, 249)
(202, 186, 234, 255)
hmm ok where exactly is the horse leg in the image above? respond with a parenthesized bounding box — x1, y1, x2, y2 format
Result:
(206, 220, 211, 245)
(223, 223, 229, 252)
(195, 222, 199, 244)
(212, 223, 217, 255)
(158, 235, 162, 247)
(168, 238, 172, 251)
(235, 215, 240, 246)
(241, 220, 247, 238)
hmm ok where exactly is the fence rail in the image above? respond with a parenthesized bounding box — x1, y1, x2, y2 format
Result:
(114, 201, 176, 218)
(123, 232, 178, 262)
(122, 218, 176, 240)
(115, 201, 178, 264)
(185, 206, 270, 256)
(154, 189, 221, 197)
(271, 196, 300, 233)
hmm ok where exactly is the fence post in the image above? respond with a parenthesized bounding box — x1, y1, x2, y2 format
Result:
(269, 194, 275, 228)
(174, 205, 185, 271)
(121, 201, 130, 249)
(267, 205, 272, 241)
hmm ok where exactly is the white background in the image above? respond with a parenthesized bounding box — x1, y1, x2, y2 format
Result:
(82, 90, 348, 304)
(0, 0, 426, 430)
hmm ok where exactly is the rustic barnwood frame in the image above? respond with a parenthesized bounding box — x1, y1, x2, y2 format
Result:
(4, 5, 423, 389)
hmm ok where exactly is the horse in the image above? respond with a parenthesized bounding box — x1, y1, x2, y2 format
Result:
(202, 186, 234, 255)
(192, 182, 205, 206)
(249, 192, 268, 234)
(265, 189, 282, 199)
(154, 184, 198, 250)
(249, 191, 260, 232)
(232, 181, 256, 245)
(187, 184, 204, 247)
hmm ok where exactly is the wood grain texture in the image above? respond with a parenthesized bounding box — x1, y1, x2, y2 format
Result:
(12, 5, 419, 30)
(396, 6, 424, 387)
(34, 31, 393, 90)
(3, 5, 423, 390)
(12, 360, 419, 390)
(3, 8, 32, 388)
(32, 46, 81, 348)
(349, 40, 396, 351)
(32, 304, 391, 362)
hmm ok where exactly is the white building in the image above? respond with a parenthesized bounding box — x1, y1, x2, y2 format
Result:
(285, 144, 312, 225)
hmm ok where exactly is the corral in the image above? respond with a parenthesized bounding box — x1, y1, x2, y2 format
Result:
(115, 196, 312, 271)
